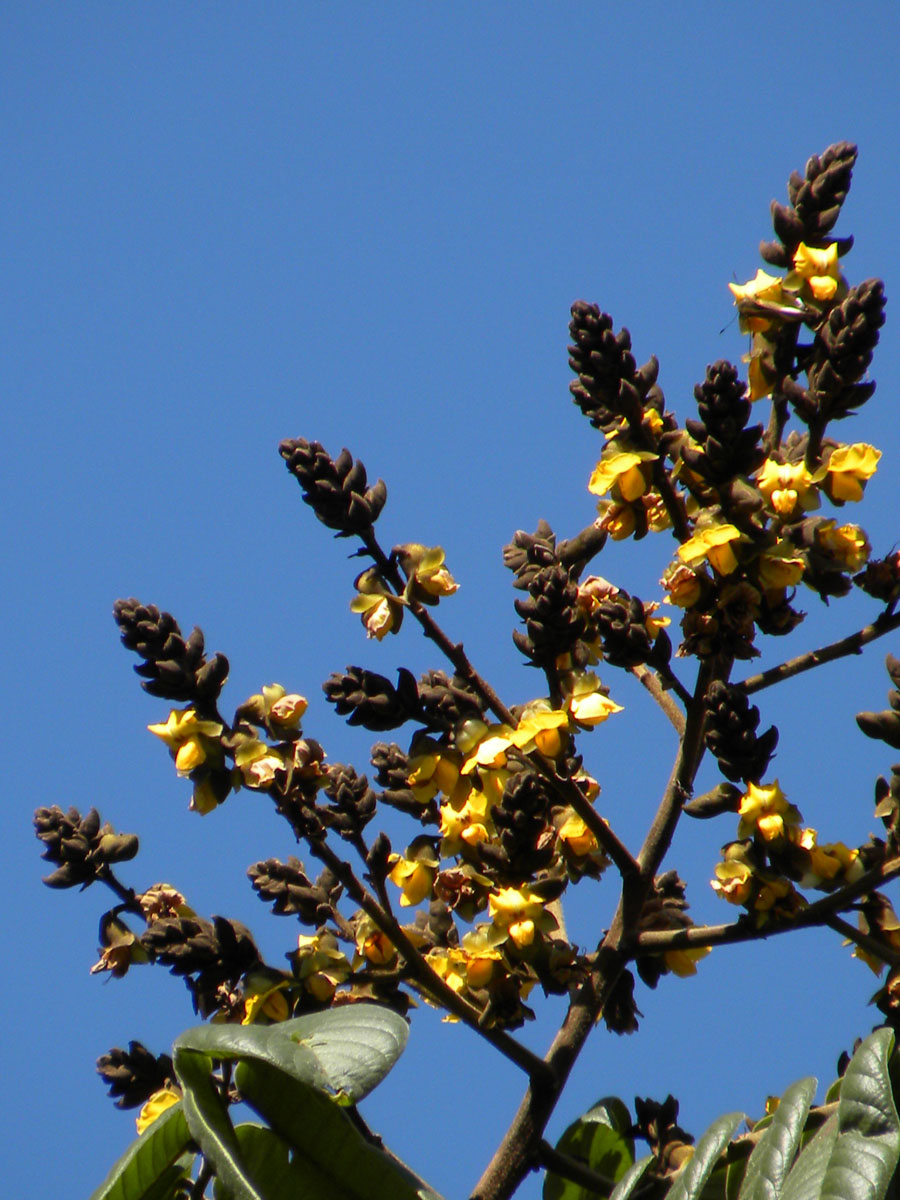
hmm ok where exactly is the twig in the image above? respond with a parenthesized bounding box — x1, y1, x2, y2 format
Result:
(634, 855, 900, 962)
(304, 833, 551, 1084)
(739, 610, 900, 696)
(636, 658, 722, 880)
(631, 664, 687, 735)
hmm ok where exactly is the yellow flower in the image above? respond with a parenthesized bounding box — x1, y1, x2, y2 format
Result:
(711, 860, 754, 906)
(756, 459, 820, 517)
(426, 947, 469, 996)
(816, 521, 870, 572)
(589, 448, 658, 503)
(557, 812, 599, 858)
(293, 933, 352, 1002)
(510, 706, 571, 757)
(824, 444, 882, 503)
(729, 268, 785, 307)
(793, 828, 862, 890)
(136, 1084, 181, 1135)
(234, 738, 285, 789)
(737, 780, 802, 841)
(664, 945, 711, 978)
(661, 563, 703, 608)
(351, 913, 397, 967)
(440, 790, 493, 857)
(756, 542, 805, 591)
(147, 709, 223, 776)
(678, 524, 743, 576)
(564, 673, 623, 727)
(788, 242, 842, 302)
(137, 883, 193, 924)
(395, 544, 459, 600)
(488, 886, 550, 949)
(263, 684, 308, 728)
(388, 839, 439, 906)
(242, 979, 291, 1025)
(597, 500, 638, 541)
(459, 721, 516, 775)
(406, 741, 467, 804)
(350, 567, 405, 639)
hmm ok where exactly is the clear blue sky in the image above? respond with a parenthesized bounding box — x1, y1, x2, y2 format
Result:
(6, 5, 900, 1198)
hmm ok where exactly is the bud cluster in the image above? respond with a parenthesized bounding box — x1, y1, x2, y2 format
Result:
(96, 1042, 174, 1110)
(247, 856, 341, 924)
(568, 303, 665, 433)
(113, 599, 229, 703)
(279, 438, 386, 535)
(34, 806, 138, 889)
(704, 681, 778, 783)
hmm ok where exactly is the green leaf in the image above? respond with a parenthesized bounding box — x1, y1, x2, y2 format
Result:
(738, 1077, 816, 1200)
(820, 1027, 899, 1200)
(667, 1113, 745, 1200)
(608, 1155, 654, 1200)
(267, 1005, 409, 1101)
(779, 1115, 839, 1200)
(88, 1100, 193, 1200)
(212, 1125, 323, 1200)
(174, 1004, 409, 1103)
(235, 1056, 443, 1200)
(544, 1097, 635, 1199)
(174, 1047, 265, 1200)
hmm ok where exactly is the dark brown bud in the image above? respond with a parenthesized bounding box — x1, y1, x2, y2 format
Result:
(704, 681, 778, 783)
(279, 438, 386, 536)
(323, 665, 420, 731)
(97, 1042, 174, 1110)
(113, 599, 229, 703)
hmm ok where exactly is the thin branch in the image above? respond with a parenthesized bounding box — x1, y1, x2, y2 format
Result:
(823, 912, 900, 968)
(96, 866, 145, 917)
(304, 833, 551, 1084)
(522, 751, 639, 878)
(359, 528, 517, 727)
(636, 657, 722, 881)
(631, 664, 687, 735)
(739, 610, 900, 696)
(634, 855, 900, 962)
(652, 460, 692, 543)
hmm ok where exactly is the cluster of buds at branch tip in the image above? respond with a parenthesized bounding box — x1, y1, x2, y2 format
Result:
(114, 599, 229, 703)
(279, 438, 386, 536)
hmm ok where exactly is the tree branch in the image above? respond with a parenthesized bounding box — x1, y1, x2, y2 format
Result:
(739, 610, 900, 697)
(634, 855, 900, 963)
(631, 664, 687, 735)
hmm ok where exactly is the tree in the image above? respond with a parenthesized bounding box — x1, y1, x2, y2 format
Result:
(35, 142, 900, 1200)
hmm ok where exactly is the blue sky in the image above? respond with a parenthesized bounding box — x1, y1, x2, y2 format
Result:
(6, 5, 900, 1198)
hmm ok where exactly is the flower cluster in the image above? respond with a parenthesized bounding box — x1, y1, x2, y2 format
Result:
(710, 779, 863, 926)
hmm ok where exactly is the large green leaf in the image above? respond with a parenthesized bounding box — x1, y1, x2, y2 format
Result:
(88, 1100, 193, 1200)
(738, 1077, 817, 1200)
(235, 1056, 443, 1200)
(820, 1027, 899, 1200)
(269, 1005, 409, 1102)
(174, 1023, 326, 1093)
(544, 1096, 635, 1199)
(666, 1112, 745, 1200)
(175, 1047, 266, 1200)
(174, 1004, 408, 1104)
